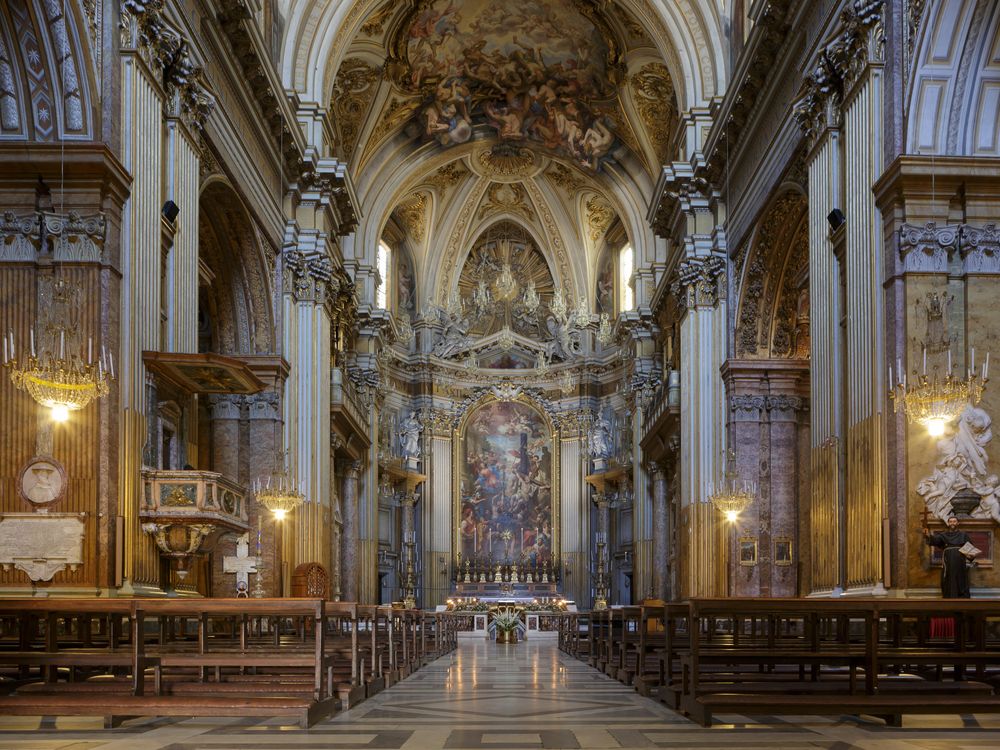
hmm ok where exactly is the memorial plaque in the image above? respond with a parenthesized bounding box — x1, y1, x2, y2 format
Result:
(0, 514, 85, 581)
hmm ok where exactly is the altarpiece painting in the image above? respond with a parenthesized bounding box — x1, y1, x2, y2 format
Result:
(456, 398, 558, 566)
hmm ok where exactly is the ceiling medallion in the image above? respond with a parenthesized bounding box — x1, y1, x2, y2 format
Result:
(476, 143, 537, 179)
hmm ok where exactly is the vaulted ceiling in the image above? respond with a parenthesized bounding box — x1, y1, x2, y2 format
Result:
(279, 0, 723, 313)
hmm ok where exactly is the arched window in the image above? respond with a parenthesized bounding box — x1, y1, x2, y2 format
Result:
(376, 241, 390, 309)
(619, 244, 634, 311)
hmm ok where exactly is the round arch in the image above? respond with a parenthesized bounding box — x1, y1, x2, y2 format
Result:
(198, 180, 276, 355)
(734, 190, 809, 360)
(907, 0, 1000, 156)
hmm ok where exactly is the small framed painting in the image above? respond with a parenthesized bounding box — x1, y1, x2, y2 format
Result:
(739, 537, 758, 566)
(774, 538, 793, 566)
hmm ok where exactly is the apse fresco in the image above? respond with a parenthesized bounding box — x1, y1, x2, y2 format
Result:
(406, 0, 619, 169)
(459, 401, 553, 563)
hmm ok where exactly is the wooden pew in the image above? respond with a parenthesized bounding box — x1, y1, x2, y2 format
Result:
(0, 600, 159, 695)
(675, 598, 1000, 727)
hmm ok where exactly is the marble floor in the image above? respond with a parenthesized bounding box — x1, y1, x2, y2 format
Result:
(2, 639, 1000, 749)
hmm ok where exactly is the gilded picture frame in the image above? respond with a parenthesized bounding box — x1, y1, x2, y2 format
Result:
(774, 537, 793, 566)
(738, 536, 758, 567)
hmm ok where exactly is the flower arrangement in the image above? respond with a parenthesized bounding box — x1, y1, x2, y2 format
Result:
(490, 606, 525, 644)
(491, 607, 522, 633)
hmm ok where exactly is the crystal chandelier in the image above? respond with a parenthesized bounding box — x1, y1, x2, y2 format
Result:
(889, 346, 989, 437)
(446, 289, 464, 318)
(3, 283, 114, 421)
(252, 468, 306, 521)
(522, 280, 540, 314)
(550, 289, 568, 319)
(493, 261, 518, 301)
(535, 351, 550, 375)
(709, 450, 756, 523)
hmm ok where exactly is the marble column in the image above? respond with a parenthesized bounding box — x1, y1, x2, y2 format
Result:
(649, 461, 669, 601)
(208, 395, 242, 479)
(340, 459, 362, 602)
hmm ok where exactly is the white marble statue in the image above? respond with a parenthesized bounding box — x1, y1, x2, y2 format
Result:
(399, 410, 423, 460)
(916, 405, 1000, 522)
(589, 412, 613, 460)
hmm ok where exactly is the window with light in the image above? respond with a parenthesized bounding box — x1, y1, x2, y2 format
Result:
(620, 244, 634, 311)
(376, 241, 390, 309)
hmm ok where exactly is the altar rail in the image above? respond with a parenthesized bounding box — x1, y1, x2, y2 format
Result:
(557, 599, 1000, 727)
(0, 599, 457, 727)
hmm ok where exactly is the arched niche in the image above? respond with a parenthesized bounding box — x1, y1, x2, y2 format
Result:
(734, 192, 809, 361)
(453, 393, 559, 570)
(197, 180, 275, 356)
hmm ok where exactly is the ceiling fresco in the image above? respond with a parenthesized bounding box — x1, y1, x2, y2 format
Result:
(399, 0, 622, 170)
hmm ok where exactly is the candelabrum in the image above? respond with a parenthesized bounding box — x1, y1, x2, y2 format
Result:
(402, 529, 417, 609)
(889, 345, 989, 437)
(593, 531, 608, 610)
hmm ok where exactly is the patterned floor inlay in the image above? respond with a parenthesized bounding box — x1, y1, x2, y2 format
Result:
(3, 639, 1000, 749)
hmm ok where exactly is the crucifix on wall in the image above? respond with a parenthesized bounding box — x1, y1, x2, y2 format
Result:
(223, 533, 260, 597)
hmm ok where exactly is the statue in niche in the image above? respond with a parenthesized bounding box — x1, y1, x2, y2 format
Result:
(917, 405, 1000, 523)
(589, 412, 613, 464)
(399, 411, 423, 462)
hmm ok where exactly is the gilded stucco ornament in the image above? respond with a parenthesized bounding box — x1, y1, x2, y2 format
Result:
(332, 58, 382, 159)
(121, 0, 216, 129)
(397, 192, 428, 243)
(792, 1, 883, 145)
(671, 254, 725, 312)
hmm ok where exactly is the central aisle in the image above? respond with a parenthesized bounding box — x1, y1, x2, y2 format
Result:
(4, 640, 1000, 748)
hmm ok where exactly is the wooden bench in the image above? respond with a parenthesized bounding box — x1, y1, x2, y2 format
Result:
(0, 692, 332, 729)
